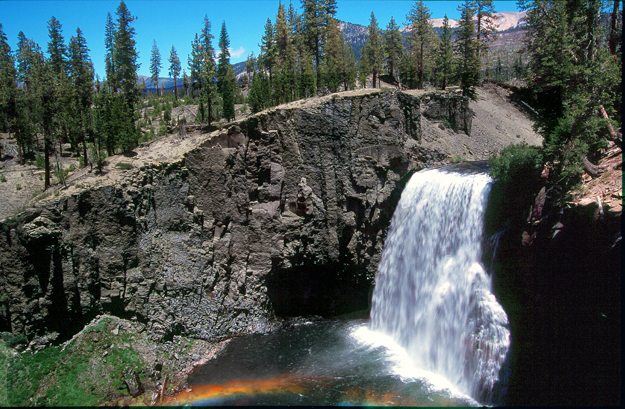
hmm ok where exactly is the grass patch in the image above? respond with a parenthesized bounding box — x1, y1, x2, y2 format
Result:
(449, 155, 465, 164)
(115, 162, 133, 170)
(32, 190, 52, 201)
(2, 317, 147, 406)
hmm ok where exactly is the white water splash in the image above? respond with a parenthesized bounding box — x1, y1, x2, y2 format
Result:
(370, 168, 510, 404)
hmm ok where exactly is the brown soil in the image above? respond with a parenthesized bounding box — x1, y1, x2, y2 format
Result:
(570, 142, 623, 214)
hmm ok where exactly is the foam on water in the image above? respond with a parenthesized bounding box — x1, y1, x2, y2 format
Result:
(351, 325, 478, 405)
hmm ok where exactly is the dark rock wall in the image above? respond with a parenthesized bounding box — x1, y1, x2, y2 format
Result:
(0, 90, 470, 346)
(485, 187, 621, 406)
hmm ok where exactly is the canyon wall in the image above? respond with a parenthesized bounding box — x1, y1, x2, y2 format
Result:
(0, 89, 472, 347)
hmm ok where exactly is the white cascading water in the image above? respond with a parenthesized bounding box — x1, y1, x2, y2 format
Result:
(370, 167, 510, 404)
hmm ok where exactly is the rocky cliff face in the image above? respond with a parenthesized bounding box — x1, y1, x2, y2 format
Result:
(0, 89, 472, 347)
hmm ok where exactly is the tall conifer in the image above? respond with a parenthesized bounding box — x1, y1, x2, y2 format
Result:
(456, 0, 480, 99)
(149, 40, 161, 94)
(0, 24, 21, 162)
(362, 12, 384, 88)
(68, 27, 93, 164)
(384, 17, 403, 83)
(104, 12, 116, 90)
(168, 46, 181, 100)
(436, 15, 454, 89)
(473, 0, 498, 59)
(217, 22, 235, 121)
(406, 0, 435, 89)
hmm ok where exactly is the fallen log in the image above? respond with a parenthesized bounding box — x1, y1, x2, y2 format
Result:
(599, 105, 622, 142)
(582, 156, 605, 178)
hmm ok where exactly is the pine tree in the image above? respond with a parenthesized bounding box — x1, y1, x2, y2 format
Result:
(168, 46, 181, 100)
(47, 16, 73, 158)
(384, 17, 403, 83)
(248, 72, 267, 113)
(520, 0, 621, 192)
(28, 51, 57, 189)
(104, 12, 116, 90)
(188, 33, 202, 99)
(301, 0, 337, 90)
(301, 0, 322, 87)
(14, 32, 42, 158)
(189, 16, 217, 123)
(436, 15, 454, 89)
(201, 17, 218, 123)
(113, 1, 139, 105)
(275, 1, 297, 103)
(217, 21, 235, 121)
(406, 0, 435, 89)
(288, 0, 310, 99)
(182, 69, 189, 98)
(456, 0, 480, 100)
(341, 39, 357, 91)
(474, 0, 499, 59)
(0, 24, 21, 162)
(259, 18, 276, 89)
(320, 18, 343, 92)
(46, 17, 67, 78)
(68, 27, 94, 165)
(101, 0, 140, 153)
(362, 12, 384, 88)
(245, 52, 257, 81)
(149, 40, 161, 94)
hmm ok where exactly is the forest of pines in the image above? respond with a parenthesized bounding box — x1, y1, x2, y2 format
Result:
(0, 0, 621, 201)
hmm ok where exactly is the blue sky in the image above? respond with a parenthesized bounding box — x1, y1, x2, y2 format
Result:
(0, 0, 521, 79)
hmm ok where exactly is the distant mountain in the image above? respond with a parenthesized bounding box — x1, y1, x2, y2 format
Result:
(137, 75, 183, 92)
(338, 21, 368, 61)
(233, 61, 246, 76)
(424, 10, 527, 31)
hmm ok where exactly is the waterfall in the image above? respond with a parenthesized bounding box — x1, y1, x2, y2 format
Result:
(370, 167, 510, 404)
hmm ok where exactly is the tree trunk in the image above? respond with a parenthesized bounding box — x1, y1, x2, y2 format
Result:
(582, 156, 604, 178)
(180, 116, 186, 138)
(82, 124, 88, 168)
(207, 97, 212, 125)
(15, 127, 24, 165)
(174, 75, 178, 100)
(609, 0, 620, 56)
(599, 104, 621, 142)
(44, 136, 51, 190)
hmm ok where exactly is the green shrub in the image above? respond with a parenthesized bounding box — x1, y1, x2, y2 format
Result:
(487, 143, 545, 232)
(56, 166, 70, 186)
(2, 333, 27, 347)
(35, 154, 45, 169)
(0, 174, 6, 182)
(158, 123, 168, 136)
(163, 104, 172, 124)
(489, 143, 544, 186)
(15, 183, 21, 191)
